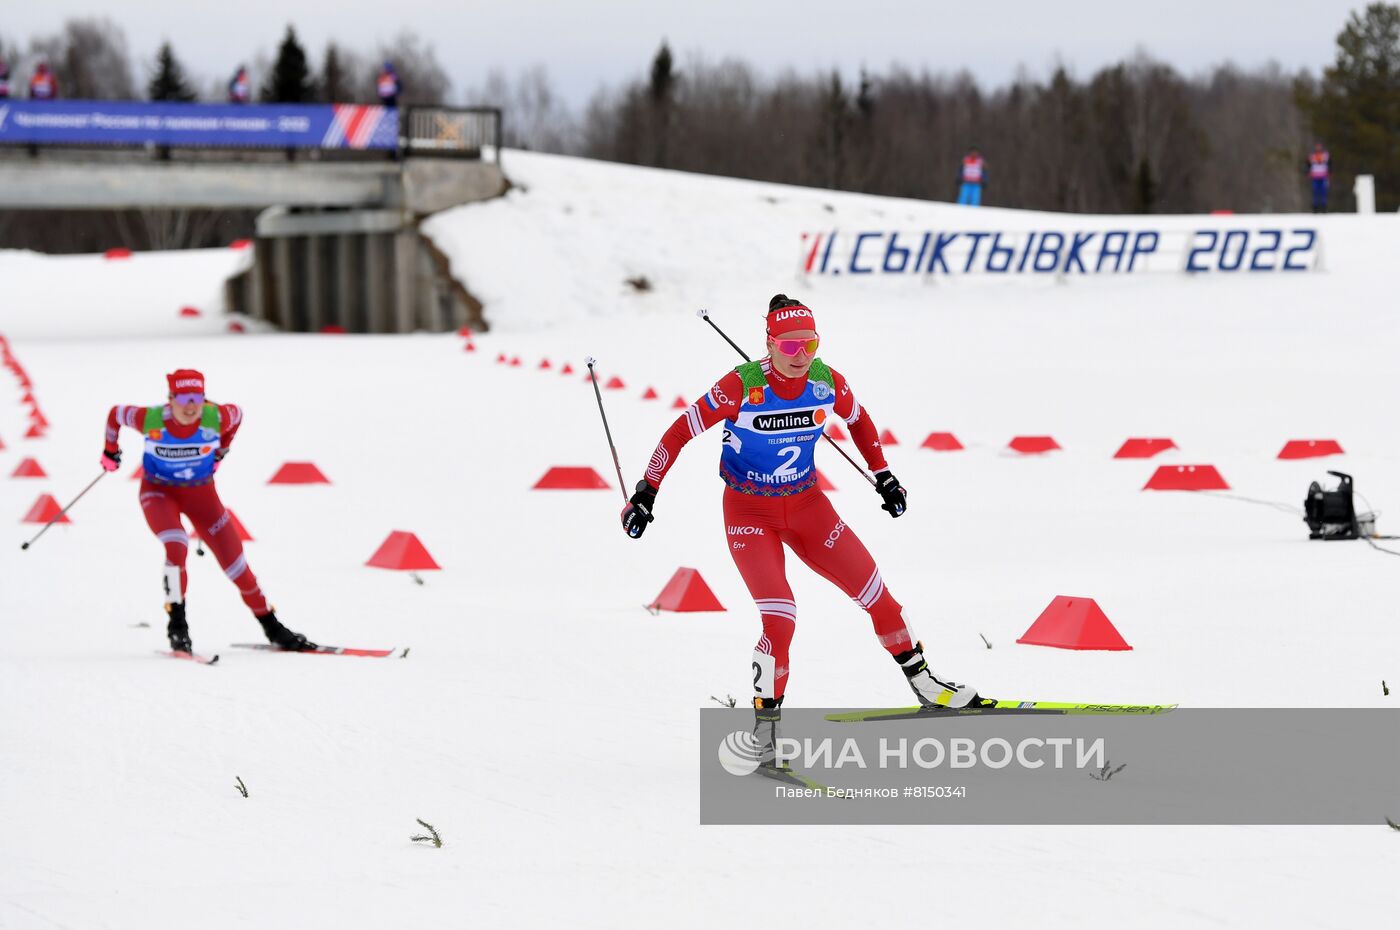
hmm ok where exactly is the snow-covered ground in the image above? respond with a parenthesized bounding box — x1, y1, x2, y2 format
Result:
(3, 151, 1399, 928)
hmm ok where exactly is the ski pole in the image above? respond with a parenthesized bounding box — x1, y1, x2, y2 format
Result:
(695, 309, 877, 487)
(585, 357, 629, 501)
(20, 470, 107, 550)
(698, 307, 751, 360)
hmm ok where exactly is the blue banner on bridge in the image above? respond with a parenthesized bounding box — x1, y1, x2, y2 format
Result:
(0, 100, 398, 150)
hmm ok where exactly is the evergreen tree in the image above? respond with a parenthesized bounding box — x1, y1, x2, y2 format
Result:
(148, 41, 195, 102)
(261, 25, 314, 103)
(855, 68, 875, 120)
(1297, 2, 1400, 210)
(822, 71, 850, 190)
(321, 42, 350, 103)
(1133, 157, 1157, 213)
(648, 41, 675, 168)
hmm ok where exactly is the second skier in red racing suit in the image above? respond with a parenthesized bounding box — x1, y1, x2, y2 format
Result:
(102, 368, 316, 655)
(622, 296, 980, 733)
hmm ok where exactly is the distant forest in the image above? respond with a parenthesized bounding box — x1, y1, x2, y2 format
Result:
(1, 2, 1396, 235)
(583, 4, 1399, 214)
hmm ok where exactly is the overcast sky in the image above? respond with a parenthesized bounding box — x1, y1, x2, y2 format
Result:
(2, 0, 1366, 106)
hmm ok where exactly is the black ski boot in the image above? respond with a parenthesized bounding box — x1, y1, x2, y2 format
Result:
(256, 609, 318, 651)
(753, 696, 784, 772)
(166, 602, 192, 654)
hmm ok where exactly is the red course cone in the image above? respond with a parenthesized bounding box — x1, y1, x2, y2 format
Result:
(1009, 436, 1060, 454)
(22, 494, 69, 524)
(228, 321, 247, 334)
(641, 386, 659, 400)
(878, 428, 899, 446)
(671, 395, 687, 409)
(179, 306, 202, 318)
(1143, 464, 1228, 491)
(24, 424, 45, 439)
(497, 353, 508, 364)
(191, 510, 254, 543)
(561, 364, 574, 375)
(1278, 439, 1344, 460)
(1114, 438, 1176, 459)
(816, 470, 836, 491)
(319, 324, 347, 334)
(510, 356, 522, 367)
(464, 341, 477, 352)
(366, 531, 441, 571)
(457, 326, 473, 337)
(605, 376, 626, 390)
(229, 239, 252, 250)
(647, 567, 725, 613)
(130, 465, 144, 480)
(539, 359, 552, 370)
(1017, 596, 1131, 651)
(826, 422, 848, 441)
(11, 458, 47, 478)
(268, 462, 331, 485)
(0, 433, 6, 450)
(104, 248, 132, 259)
(532, 466, 611, 490)
(921, 432, 963, 451)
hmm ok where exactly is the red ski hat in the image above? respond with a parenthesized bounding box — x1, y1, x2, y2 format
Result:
(766, 294, 816, 337)
(167, 369, 206, 397)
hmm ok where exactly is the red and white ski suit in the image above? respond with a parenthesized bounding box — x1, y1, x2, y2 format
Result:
(105, 403, 270, 615)
(646, 359, 913, 700)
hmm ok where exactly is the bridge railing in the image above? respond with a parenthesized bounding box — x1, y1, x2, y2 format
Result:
(402, 107, 501, 163)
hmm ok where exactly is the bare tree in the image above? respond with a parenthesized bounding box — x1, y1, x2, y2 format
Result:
(1195, 64, 1308, 212)
(321, 42, 369, 103)
(28, 17, 135, 99)
(581, 45, 1326, 214)
(374, 31, 450, 106)
(468, 65, 579, 152)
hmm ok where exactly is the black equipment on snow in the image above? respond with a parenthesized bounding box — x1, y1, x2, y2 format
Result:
(1303, 471, 1374, 540)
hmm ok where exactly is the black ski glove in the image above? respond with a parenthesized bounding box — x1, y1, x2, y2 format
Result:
(621, 480, 657, 539)
(875, 470, 907, 518)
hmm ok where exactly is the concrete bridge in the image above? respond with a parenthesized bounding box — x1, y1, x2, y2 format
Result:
(0, 107, 506, 334)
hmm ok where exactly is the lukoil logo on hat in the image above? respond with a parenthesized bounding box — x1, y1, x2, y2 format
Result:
(167, 368, 206, 397)
(766, 296, 817, 337)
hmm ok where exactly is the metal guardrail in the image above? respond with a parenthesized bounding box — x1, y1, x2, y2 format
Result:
(403, 107, 502, 163)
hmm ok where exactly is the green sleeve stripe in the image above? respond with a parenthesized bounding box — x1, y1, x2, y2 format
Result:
(808, 358, 834, 388)
(200, 403, 221, 429)
(142, 406, 164, 432)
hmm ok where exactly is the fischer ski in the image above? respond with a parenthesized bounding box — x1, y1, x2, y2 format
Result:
(232, 643, 397, 658)
(156, 650, 220, 665)
(826, 700, 1177, 723)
